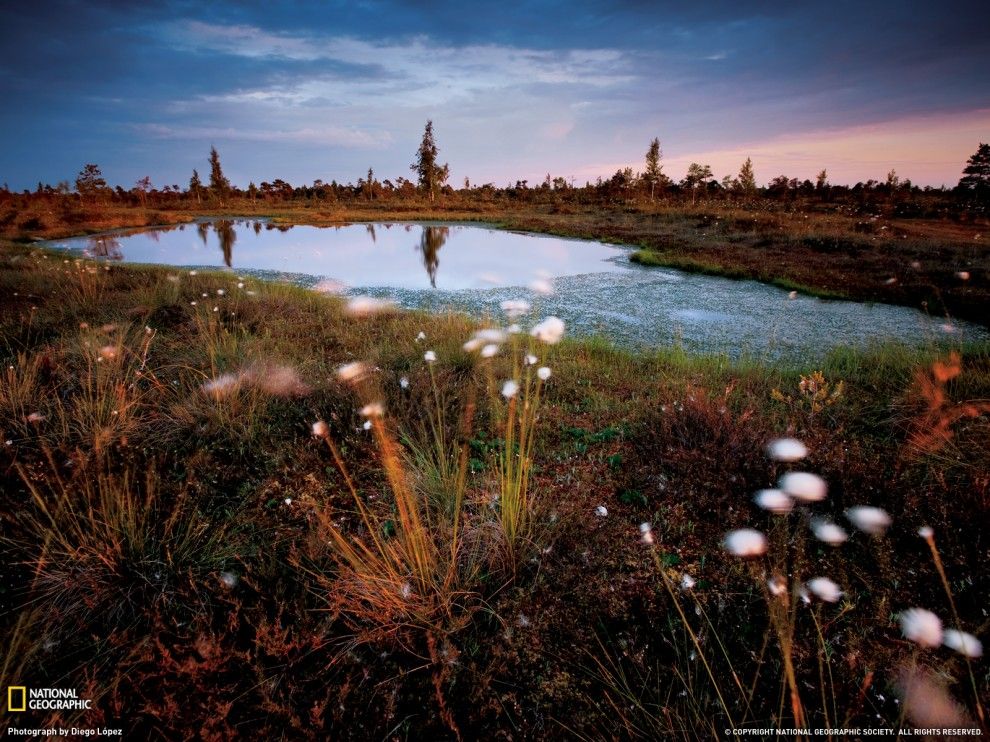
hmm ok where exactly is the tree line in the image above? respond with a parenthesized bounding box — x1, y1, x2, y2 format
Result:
(4, 123, 989, 215)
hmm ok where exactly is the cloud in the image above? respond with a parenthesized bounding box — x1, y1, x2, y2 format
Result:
(165, 21, 635, 108)
(135, 123, 391, 148)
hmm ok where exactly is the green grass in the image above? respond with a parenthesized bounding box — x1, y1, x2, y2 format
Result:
(1, 234, 988, 738)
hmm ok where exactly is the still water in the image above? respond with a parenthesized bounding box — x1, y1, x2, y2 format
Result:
(47, 219, 986, 358)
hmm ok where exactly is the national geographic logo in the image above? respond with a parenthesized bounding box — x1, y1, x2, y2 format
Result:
(7, 687, 26, 712)
(6, 687, 92, 712)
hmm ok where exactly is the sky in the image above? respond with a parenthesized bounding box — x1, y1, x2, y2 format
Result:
(1, 0, 988, 191)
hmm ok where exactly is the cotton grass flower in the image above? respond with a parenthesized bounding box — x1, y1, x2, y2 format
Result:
(530, 277, 554, 295)
(415, 331, 426, 342)
(900, 608, 943, 648)
(359, 402, 384, 417)
(942, 629, 983, 658)
(345, 295, 395, 316)
(806, 577, 842, 602)
(481, 344, 500, 358)
(500, 298, 531, 318)
(753, 488, 793, 514)
(918, 526, 934, 540)
(244, 364, 310, 397)
(767, 575, 788, 597)
(595, 505, 608, 517)
(896, 666, 975, 730)
(723, 528, 767, 557)
(531, 316, 565, 344)
(99, 345, 118, 361)
(399, 376, 409, 389)
(201, 373, 241, 398)
(220, 571, 238, 589)
(337, 361, 368, 383)
(501, 380, 519, 398)
(811, 519, 848, 545)
(537, 366, 552, 381)
(312, 421, 329, 438)
(312, 278, 346, 294)
(525, 354, 538, 366)
(766, 437, 808, 462)
(680, 574, 696, 590)
(424, 350, 437, 363)
(639, 522, 654, 544)
(845, 506, 892, 535)
(471, 328, 507, 346)
(779, 471, 827, 502)
(26, 412, 46, 423)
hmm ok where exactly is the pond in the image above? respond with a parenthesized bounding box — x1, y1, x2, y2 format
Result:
(46, 219, 986, 358)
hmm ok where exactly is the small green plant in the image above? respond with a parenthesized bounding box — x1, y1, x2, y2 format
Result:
(771, 370, 845, 418)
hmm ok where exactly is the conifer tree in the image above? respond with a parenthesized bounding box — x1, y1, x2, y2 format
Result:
(957, 143, 990, 204)
(410, 121, 449, 202)
(189, 169, 203, 204)
(644, 137, 666, 200)
(736, 157, 757, 195)
(208, 147, 230, 206)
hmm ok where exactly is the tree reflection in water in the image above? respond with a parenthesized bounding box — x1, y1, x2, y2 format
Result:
(418, 226, 449, 288)
(215, 219, 237, 267)
(86, 235, 123, 260)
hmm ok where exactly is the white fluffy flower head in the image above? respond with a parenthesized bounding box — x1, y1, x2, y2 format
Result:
(900, 608, 943, 648)
(845, 506, 892, 535)
(779, 471, 827, 502)
(767, 437, 808, 462)
(806, 577, 842, 603)
(531, 316, 565, 344)
(723, 529, 767, 557)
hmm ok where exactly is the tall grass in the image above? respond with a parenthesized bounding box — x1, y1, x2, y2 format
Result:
(2, 237, 987, 737)
(9, 455, 243, 631)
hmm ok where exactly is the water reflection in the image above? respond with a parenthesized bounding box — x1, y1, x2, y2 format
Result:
(418, 226, 449, 288)
(48, 220, 988, 357)
(85, 235, 123, 260)
(216, 219, 237, 268)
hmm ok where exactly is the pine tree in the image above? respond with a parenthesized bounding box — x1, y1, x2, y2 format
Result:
(644, 137, 665, 201)
(682, 163, 713, 205)
(75, 164, 107, 201)
(736, 157, 757, 195)
(189, 169, 203, 204)
(208, 147, 230, 206)
(956, 143, 990, 204)
(410, 121, 449, 202)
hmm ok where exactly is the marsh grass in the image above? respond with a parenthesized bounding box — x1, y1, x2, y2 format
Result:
(10, 454, 243, 631)
(1, 235, 987, 738)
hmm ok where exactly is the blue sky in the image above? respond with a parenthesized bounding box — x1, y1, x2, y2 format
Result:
(1, 0, 988, 190)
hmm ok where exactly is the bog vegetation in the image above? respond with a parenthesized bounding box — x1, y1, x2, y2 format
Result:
(0, 128, 988, 738)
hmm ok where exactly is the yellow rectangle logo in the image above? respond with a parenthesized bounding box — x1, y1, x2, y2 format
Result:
(8, 686, 27, 712)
